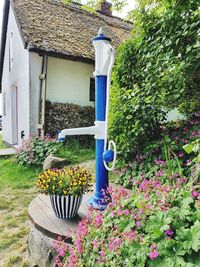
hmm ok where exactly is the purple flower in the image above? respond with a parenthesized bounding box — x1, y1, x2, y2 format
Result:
(165, 229, 174, 236)
(186, 159, 191, 165)
(136, 220, 141, 228)
(155, 160, 165, 166)
(155, 170, 163, 177)
(178, 152, 184, 158)
(180, 177, 187, 184)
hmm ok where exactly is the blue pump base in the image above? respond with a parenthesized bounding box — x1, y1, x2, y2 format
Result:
(87, 196, 107, 210)
(58, 137, 65, 142)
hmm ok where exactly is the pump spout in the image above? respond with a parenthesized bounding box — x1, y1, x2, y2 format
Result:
(58, 124, 103, 142)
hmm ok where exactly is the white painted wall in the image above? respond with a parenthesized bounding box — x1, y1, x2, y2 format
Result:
(166, 108, 185, 121)
(46, 57, 94, 107)
(2, 6, 29, 145)
(0, 94, 2, 115)
(29, 52, 42, 135)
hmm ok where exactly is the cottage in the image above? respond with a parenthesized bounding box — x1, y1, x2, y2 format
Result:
(0, 0, 131, 146)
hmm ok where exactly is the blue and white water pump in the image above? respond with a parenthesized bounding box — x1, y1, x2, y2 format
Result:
(58, 28, 116, 209)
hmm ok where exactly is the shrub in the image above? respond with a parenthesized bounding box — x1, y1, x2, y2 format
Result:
(110, 0, 200, 161)
(16, 136, 59, 166)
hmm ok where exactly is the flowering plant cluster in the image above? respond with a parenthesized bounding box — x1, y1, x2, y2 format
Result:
(53, 164, 200, 266)
(116, 114, 200, 188)
(53, 115, 200, 266)
(16, 135, 59, 166)
(36, 167, 93, 195)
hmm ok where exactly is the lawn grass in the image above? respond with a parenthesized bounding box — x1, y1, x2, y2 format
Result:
(0, 135, 95, 266)
(56, 145, 95, 164)
(0, 132, 9, 149)
(0, 157, 41, 267)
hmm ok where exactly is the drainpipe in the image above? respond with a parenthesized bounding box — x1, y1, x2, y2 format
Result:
(38, 55, 48, 137)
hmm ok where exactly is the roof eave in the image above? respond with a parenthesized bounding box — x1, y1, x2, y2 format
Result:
(28, 46, 95, 65)
(0, 0, 10, 93)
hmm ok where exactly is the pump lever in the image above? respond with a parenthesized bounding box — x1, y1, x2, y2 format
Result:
(103, 140, 117, 171)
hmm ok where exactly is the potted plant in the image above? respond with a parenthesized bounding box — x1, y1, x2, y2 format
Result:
(36, 167, 93, 219)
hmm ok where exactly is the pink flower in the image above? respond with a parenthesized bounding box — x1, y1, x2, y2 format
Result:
(155, 170, 163, 177)
(178, 152, 184, 158)
(192, 191, 199, 197)
(109, 241, 115, 252)
(124, 209, 130, 216)
(150, 243, 157, 250)
(99, 250, 105, 257)
(117, 209, 123, 216)
(138, 208, 143, 214)
(95, 213, 103, 226)
(136, 220, 141, 228)
(149, 244, 159, 260)
(126, 230, 135, 241)
(149, 250, 159, 260)
(93, 239, 98, 248)
(74, 239, 82, 253)
(57, 248, 65, 257)
(186, 159, 191, 165)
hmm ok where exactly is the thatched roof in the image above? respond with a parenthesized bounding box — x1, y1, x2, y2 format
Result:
(12, 0, 132, 61)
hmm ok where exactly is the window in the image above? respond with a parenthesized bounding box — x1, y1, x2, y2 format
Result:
(9, 32, 14, 71)
(89, 77, 95, 102)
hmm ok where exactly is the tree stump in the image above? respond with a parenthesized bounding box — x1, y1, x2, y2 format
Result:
(28, 193, 92, 267)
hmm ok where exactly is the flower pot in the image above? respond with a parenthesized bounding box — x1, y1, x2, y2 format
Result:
(50, 194, 83, 219)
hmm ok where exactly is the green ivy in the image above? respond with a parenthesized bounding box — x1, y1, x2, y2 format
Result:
(110, 0, 200, 161)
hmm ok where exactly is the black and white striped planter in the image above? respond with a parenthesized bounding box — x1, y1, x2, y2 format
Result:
(50, 194, 83, 219)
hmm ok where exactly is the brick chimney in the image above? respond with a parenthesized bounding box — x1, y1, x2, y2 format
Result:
(96, 1, 112, 16)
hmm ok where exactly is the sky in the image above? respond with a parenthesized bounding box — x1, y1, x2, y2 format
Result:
(0, 0, 136, 115)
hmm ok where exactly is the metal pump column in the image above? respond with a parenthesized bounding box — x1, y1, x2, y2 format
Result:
(58, 28, 116, 209)
(87, 29, 112, 209)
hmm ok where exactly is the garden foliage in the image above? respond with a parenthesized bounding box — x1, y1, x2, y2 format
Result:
(54, 167, 200, 266)
(16, 136, 59, 166)
(116, 114, 200, 188)
(53, 114, 200, 266)
(110, 0, 200, 160)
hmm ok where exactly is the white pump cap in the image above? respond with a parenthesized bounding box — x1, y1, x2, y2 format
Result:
(93, 28, 113, 76)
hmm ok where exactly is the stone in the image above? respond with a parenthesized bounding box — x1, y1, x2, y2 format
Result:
(43, 155, 70, 171)
(28, 222, 56, 267)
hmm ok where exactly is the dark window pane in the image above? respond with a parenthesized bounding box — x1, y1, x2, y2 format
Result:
(90, 77, 95, 102)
